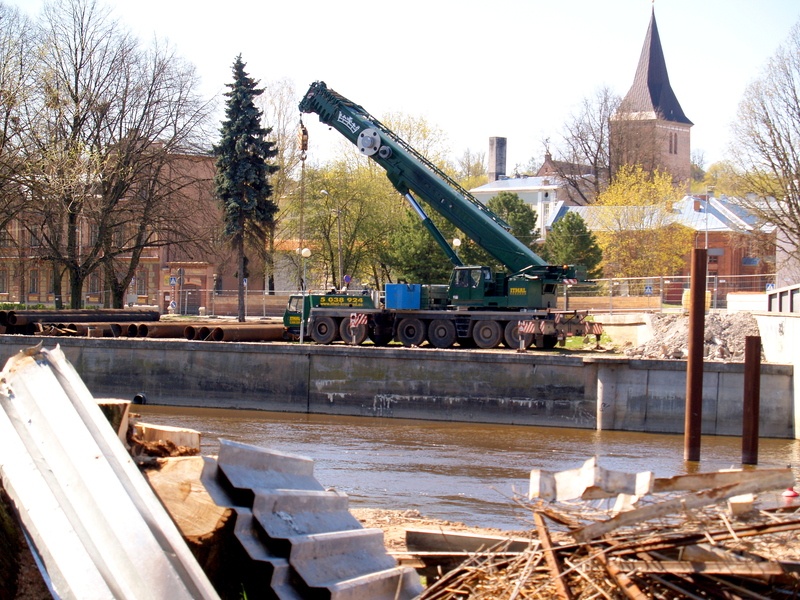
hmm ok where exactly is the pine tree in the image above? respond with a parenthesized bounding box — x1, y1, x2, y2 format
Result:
(213, 55, 279, 321)
(541, 212, 603, 279)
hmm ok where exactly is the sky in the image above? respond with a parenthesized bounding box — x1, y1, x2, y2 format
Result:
(8, 0, 800, 172)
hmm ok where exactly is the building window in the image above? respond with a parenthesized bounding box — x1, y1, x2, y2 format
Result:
(0, 269, 7, 294)
(0, 228, 13, 247)
(136, 270, 147, 296)
(28, 269, 39, 294)
(29, 229, 41, 247)
(668, 132, 678, 155)
(88, 273, 100, 294)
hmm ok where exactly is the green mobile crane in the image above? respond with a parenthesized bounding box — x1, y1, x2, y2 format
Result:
(283, 81, 600, 349)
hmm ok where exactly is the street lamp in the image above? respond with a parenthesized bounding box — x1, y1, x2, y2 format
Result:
(453, 237, 461, 258)
(211, 273, 217, 316)
(296, 246, 311, 290)
(299, 247, 311, 344)
(320, 189, 344, 290)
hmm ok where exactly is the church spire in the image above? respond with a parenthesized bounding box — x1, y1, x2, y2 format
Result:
(619, 8, 692, 125)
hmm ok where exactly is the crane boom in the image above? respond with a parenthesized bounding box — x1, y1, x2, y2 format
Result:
(299, 81, 559, 274)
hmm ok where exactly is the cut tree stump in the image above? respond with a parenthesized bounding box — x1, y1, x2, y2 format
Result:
(143, 456, 245, 598)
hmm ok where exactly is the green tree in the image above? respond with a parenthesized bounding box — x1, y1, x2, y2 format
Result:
(213, 55, 279, 321)
(386, 210, 455, 284)
(594, 164, 692, 278)
(457, 192, 538, 269)
(540, 212, 603, 279)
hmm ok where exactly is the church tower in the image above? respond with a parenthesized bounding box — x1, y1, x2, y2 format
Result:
(610, 8, 692, 187)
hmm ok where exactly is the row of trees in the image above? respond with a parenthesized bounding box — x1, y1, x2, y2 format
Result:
(3, 0, 798, 313)
(0, 0, 216, 308)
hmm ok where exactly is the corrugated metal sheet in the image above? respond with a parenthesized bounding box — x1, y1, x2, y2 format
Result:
(0, 344, 219, 599)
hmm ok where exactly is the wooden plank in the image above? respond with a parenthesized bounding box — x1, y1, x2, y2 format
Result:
(593, 551, 649, 600)
(534, 512, 573, 600)
(574, 471, 794, 543)
(653, 468, 792, 493)
(612, 517, 800, 555)
(614, 560, 784, 576)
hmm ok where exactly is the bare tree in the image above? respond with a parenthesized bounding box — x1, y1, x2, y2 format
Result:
(256, 77, 304, 293)
(554, 86, 620, 205)
(0, 3, 34, 233)
(21, 0, 213, 308)
(730, 20, 800, 275)
(454, 148, 486, 190)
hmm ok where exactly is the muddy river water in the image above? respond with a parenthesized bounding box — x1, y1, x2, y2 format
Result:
(137, 405, 800, 531)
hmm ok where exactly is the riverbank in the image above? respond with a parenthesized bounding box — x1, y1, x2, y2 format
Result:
(0, 333, 794, 438)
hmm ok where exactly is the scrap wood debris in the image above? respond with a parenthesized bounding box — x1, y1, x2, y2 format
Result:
(419, 458, 800, 599)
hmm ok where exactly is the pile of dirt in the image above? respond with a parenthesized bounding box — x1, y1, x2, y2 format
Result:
(622, 311, 762, 361)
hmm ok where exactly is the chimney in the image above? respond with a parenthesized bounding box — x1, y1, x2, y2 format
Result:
(488, 137, 507, 182)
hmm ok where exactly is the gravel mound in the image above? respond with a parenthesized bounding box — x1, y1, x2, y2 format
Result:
(623, 312, 761, 361)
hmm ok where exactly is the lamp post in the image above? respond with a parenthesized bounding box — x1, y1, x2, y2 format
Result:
(211, 273, 217, 316)
(453, 237, 461, 258)
(299, 247, 311, 344)
(320, 190, 344, 290)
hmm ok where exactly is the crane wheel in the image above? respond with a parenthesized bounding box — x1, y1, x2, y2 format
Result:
(427, 319, 457, 348)
(472, 320, 503, 349)
(396, 318, 426, 347)
(503, 321, 533, 349)
(339, 319, 368, 345)
(310, 316, 338, 344)
(533, 334, 559, 349)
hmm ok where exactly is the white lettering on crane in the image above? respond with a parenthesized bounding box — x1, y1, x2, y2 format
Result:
(337, 112, 360, 134)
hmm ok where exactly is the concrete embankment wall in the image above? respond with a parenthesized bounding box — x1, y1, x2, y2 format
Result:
(0, 335, 794, 438)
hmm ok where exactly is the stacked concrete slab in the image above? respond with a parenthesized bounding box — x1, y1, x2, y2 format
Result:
(201, 439, 423, 599)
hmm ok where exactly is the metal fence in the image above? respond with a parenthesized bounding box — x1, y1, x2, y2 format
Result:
(563, 273, 776, 313)
(5, 273, 778, 317)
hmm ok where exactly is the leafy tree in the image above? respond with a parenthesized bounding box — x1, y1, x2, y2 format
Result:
(729, 20, 800, 269)
(540, 212, 603, 279)
(594, 164, 692, 278)
(386, 210, 455, 284)
(213, 55, 279, 321)
(702, 161, 741, 197)
(457, 192, 537, 269)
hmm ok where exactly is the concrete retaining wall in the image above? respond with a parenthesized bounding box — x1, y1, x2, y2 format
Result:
(0, 335, 794, 438)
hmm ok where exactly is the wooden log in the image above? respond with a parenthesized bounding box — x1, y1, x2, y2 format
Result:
(593, 550, 649, 600)
(142, 456, 244, 598)
(534, 512, 573, 600)
(95, 398, 131, 443)
(653, 468, 793, 493)
(134, 423, 201, 452)
(613, 559, 784, 577)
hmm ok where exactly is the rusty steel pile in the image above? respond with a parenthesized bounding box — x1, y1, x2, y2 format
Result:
(0, 309, 284, 343)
